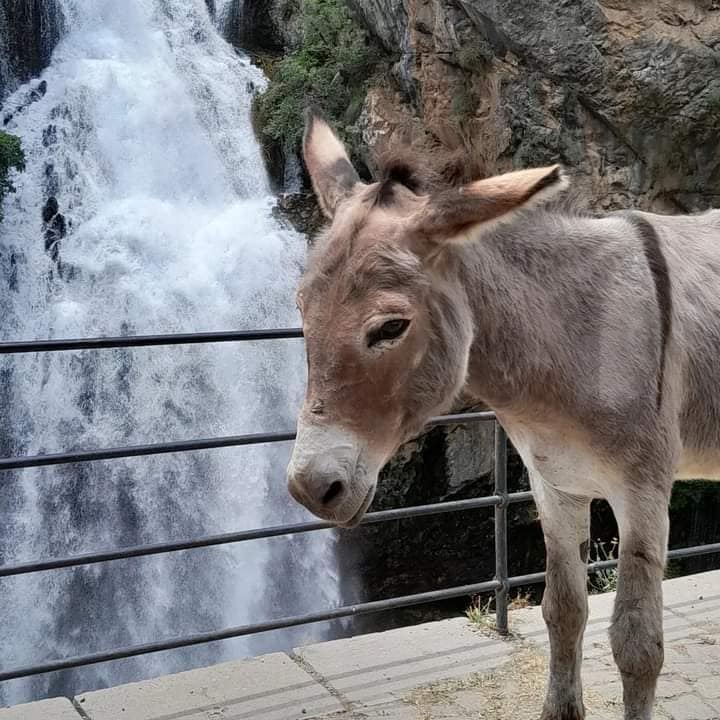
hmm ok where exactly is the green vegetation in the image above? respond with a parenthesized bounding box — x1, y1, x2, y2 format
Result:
(588, 538, 618, 594)
(466, 594, 496, 629)
(253, 0, 387, 162)
(466, 591, 532, 630)
(0, 131, 25, 221)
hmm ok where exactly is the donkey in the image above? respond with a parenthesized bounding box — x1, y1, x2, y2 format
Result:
(286, 112, 720, 720)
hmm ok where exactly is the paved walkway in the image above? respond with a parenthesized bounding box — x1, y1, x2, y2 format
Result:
(3, 570, 720, 720)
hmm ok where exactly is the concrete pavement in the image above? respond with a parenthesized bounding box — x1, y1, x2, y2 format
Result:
(3, 570, 720, 720)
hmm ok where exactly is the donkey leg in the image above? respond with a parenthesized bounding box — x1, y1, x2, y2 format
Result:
(534, 476, 591, 720)
(608, 490, 669, 720)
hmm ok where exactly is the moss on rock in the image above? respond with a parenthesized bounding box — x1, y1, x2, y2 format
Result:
(0, 131, 25, 221)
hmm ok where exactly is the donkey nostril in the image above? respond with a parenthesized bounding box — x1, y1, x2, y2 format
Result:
(322, 480, 344, 506)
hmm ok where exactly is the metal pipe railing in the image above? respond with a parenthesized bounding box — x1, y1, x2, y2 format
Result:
(493, 423, 509, 635)
(1, 327, 719, 685)
(2, 540, 718, 683)
(506, 541, 720, 589)
(0, 580, 502, 682)
(0, 328, 304, 354)
(0, 412, 496, 472)
(0, 493, 535, 578)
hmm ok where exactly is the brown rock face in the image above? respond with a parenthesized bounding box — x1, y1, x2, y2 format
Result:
(350, 0, 720, 211)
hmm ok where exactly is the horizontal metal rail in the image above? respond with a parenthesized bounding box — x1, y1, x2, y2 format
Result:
(2, 541, 718, 683)
(507, 541, 720, 588)
(0, 328, 304, 354)
(0, 430, 296, 471)
(0, 412, 496, 471)
(0, 580, 501, 682)
(667, 542, 720, 561)
(0, 492, 535, 578)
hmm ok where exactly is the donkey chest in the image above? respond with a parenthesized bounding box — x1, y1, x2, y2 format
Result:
(500, 418, 623, 499)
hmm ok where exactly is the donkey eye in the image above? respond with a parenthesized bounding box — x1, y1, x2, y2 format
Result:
(367, 319, 411, 347)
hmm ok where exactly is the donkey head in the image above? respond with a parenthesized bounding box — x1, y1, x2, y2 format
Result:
(287, 112, 567, 526)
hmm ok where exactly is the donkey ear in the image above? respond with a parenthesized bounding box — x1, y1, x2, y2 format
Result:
(414, 165, 568, 244)
(303, 110, 361, 219)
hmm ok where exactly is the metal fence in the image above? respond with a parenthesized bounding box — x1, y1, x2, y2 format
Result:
(1, 329, 720, 684)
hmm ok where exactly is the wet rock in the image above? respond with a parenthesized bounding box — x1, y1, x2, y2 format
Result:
(220, 0, 302, 53)
(273, 192, 324, 237)
(29, 78, 47, 100)
(0, 0, 65, 100)
(42, 123, 57, 147)
(44, 161, 59, 197)
(2, 79, 51, 125)
(42, 195, 66, 263)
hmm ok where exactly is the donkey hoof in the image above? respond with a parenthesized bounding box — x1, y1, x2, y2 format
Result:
(539, 704, 585, 720)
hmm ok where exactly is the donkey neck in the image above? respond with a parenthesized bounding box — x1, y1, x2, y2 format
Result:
(453, 211, 635, 415)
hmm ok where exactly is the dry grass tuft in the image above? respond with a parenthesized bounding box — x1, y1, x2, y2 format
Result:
(405, 644, 613, 720)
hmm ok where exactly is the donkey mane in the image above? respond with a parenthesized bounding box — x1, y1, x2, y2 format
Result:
(375, 155, 429, 206)
(373, 148, 474, 206)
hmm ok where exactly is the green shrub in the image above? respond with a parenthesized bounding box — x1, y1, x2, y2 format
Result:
(0, 131, 25, 221)
(253, 0, 387, 160)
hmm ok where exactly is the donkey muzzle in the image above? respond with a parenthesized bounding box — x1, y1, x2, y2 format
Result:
(286, 421, 377, 526)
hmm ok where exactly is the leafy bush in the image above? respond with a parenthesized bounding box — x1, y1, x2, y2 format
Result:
(0, 131, 25, 220)
(253, 0, 387, 160)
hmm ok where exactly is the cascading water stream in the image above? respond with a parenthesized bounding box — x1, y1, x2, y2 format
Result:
(0, 0, 342, 704)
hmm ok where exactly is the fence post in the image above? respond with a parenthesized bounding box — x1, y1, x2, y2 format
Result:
(494, 421, 509, 635)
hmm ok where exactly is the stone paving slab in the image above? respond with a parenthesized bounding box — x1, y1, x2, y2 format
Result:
(0, 698, 82, 719)
(75, 652, 343, 720)
(294, 617, 512, 708)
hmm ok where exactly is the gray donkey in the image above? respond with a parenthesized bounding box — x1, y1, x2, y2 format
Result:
(286, 112, 720, 720)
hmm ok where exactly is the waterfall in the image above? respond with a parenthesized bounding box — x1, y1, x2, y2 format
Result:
(0, 0, 341, 705)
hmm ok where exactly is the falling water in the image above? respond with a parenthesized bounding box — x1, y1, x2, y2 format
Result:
(0, 0, 341, 705)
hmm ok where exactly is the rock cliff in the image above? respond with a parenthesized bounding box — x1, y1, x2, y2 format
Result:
(249, 0, 720, 211)
(349, 0, 720, 211)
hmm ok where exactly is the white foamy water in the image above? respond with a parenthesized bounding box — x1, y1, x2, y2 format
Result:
(0, 0, 340, 704)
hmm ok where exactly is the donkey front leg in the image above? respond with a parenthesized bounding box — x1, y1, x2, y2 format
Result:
(533, 476, 591, 720)
(608, 489, 669, 720)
